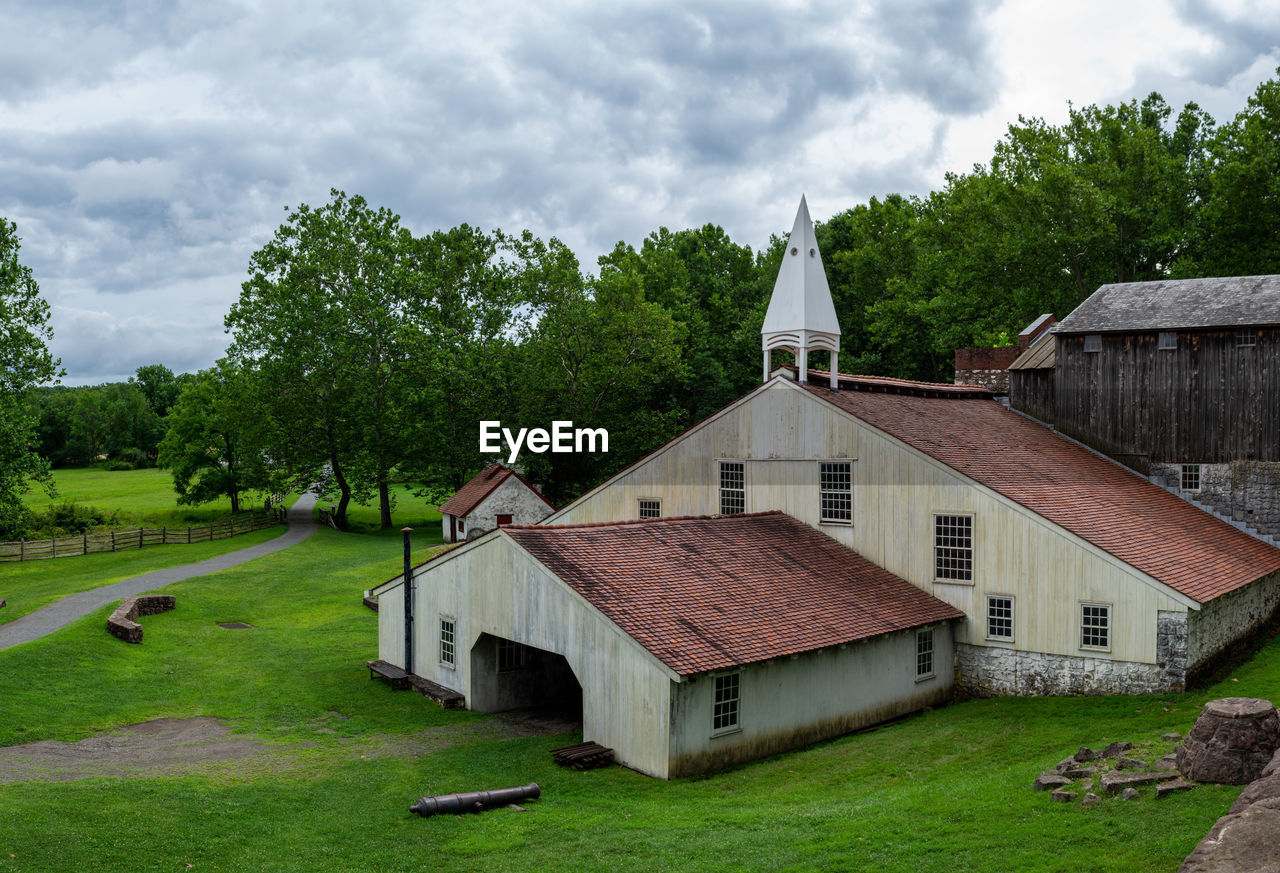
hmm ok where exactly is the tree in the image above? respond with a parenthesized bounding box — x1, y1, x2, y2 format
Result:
(158, 361, 273, 512)
(0, 218, 62, 537)
(226, 190, 419, 529)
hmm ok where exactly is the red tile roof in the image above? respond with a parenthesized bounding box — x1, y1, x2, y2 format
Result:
(798, 373, 1280, 603)
(504, 511, 964, 676)
(438, 465, 555, 517)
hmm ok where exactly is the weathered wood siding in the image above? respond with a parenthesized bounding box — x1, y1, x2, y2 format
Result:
(1009, 368, 1055, 425)
(378, 537, 676, 778)
(1054, 328, 1280, 463)
(553, 380, 1190, 666)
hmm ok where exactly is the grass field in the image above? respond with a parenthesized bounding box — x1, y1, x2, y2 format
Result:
(0, 519, 1272, 872)
(22, 467, 256, 527)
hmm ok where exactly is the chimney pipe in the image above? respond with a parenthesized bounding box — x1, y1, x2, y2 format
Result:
(402, 527, 414, 674)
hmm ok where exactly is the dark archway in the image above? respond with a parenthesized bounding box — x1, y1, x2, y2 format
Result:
(469, 633, 582, 724)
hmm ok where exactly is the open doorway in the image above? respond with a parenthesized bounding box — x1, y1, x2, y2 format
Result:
(469, 633, 583, 728)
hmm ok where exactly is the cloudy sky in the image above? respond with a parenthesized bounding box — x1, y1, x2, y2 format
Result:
(3, 0, 1278, 385)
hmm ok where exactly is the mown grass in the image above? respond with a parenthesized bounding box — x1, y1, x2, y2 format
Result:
(338, 483, 445, 538)
(21, 467, 264, 526)
(1, 525, 1275, 872)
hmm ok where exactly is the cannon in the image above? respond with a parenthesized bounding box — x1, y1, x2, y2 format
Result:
(409, 782, 540, 817)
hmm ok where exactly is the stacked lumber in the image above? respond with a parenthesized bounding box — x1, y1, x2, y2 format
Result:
(551, 741, 615, 770)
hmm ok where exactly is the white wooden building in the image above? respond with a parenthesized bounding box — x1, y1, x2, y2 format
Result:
(371, 198, 1280, 777)
(437, 465, 555, 543)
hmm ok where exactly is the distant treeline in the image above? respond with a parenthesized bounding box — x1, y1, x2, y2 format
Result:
(15, 72, 1280, 534)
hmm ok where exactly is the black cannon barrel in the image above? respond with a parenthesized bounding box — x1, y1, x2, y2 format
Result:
(410, 782, 540, 817)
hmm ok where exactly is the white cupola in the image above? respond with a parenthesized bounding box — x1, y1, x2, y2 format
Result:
(761, 195, 841, 388)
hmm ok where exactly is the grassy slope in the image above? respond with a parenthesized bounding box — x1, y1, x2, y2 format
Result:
(22, 467, 257, 526)
(0, 526, 1273, 872)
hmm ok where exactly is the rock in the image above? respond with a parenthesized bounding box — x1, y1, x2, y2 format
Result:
(1101, 771, 1181, 793)
(1035, 772, 1071, 791)
(1102, 741, 1135, 757)
(1263, 747, 1280, 779)
(1155, 758, 1179, 771)
(1050, 790, 1077, 803)
(1228, 772, 1280, 815)
(1063, 766, 1097, 779)
(1122, 787, 1140, 800)
(1056, 756, 1077, 773)
(1162, 732, 1182, 742)
(1082, 792, 1100, 808)
(507, 804, 526, 812)
(1076, 746, 1100, 762)
(1080, 780, 1095, 793)
(1177, 697, 1280, 785)
(1177, 802, 1280, 872)
(1156, 778, 1195, 798)
(1117, 756, 1147, 770)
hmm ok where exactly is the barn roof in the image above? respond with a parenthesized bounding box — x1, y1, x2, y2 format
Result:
(503, 512, 963, 676)
(1054, 275, 1280, 333)
(1008, 331, 1055, 370)
(438, 465, 554, 517)
(798, 373, 1280, 603)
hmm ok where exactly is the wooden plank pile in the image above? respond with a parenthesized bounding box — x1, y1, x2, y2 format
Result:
(551, 741, 615, 770)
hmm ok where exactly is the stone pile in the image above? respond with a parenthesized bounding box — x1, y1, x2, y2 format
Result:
(1176, 697, 1280, 785)
(1035, 736, 1190, 805)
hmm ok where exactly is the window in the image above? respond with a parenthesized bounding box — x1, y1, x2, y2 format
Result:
(1237, 327, 1257, 347)
(496, 514, 513, 527)
(934, 514, 973, 582)
(916, 629, 935, 679)
(719, 462, 745, 515)
(1084, 334, 1102, 353)
(639, 498, 661, 519)
(458, 519, 465, 535)
(1158, 331, 1178, 350)
(712, 673, 740, 732)
(986, 595, 1014, 640)
(1081, 603, 1110, 650)
(497, 638, 527, 672)
(440, 618, 456, 666)
(819, 461, 852, 524)
(1181, 464, 1201, 492)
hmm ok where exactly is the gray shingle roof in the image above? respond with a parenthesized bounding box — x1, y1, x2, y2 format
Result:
(1054, 275, 1280, 333)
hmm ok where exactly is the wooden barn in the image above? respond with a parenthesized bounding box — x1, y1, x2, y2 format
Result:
(1012, 275, 1280, 539)
(370, 201, 1280, 777)
(437, 465, 555, 543)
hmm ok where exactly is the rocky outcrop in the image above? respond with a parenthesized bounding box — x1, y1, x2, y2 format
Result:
(1178, 801, 1280, 873)
(1177, 698, 1280, 785)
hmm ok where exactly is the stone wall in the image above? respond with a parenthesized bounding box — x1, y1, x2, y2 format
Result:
(1151, 460, 1280, 539)
(465, 475, 553, 540)
(955, 631, 1186, 697)
(1188, 568, 1280, 678)
(954, 346, 1019, 394)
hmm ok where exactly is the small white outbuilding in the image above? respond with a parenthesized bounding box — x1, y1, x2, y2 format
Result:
(437, 465, 555, 543)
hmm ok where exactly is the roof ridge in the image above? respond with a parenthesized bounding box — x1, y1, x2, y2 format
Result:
(505, 509, 784, 532)
(780, 364, 993, 398)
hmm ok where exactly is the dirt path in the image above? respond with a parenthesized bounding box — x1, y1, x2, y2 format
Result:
(0, 492, 319, 651)
(0, 712, 580, 784)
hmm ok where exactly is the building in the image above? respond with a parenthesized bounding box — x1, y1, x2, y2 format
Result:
(1011, 276, 1280, 540)
(371, 202, 1280, 778)
(438, 465, 554, 543)
(953, 314, 1056, 395)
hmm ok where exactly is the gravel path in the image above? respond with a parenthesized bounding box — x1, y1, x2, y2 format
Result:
(0, 492, 318, 651)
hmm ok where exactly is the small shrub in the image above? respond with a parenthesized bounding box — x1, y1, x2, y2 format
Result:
(104, 460, 136, 471)
(25, 501, 119, 537)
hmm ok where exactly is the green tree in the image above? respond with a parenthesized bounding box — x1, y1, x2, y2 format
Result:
(0, 219, 62, 537)
(158, 361, 273, 512)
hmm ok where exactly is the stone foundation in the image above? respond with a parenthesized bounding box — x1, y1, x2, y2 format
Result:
(1152, 461, 1280, 540)
(1188, 569, 1280, 683)
(955, 641, 1183, 697)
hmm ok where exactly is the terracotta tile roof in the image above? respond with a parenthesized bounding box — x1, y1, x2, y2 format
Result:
(798, 374, 1280, 604)
(504, 511, 964, 676)
(438, 465, 555, 517)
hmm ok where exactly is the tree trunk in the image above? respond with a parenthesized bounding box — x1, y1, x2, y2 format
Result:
(331, 459, 352, 530)
(378, 477, 392, 529)
(230, 490, 240, 513)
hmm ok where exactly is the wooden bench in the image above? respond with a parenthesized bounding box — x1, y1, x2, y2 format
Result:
(366, 659, 410, 690)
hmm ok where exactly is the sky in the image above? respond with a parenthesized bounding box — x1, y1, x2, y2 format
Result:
(3, 0, 1278, 386)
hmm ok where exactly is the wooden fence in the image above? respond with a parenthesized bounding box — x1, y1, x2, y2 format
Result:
(0, 509, 288, 562)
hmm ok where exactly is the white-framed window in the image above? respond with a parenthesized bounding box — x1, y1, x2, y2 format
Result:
(934, 514, 973, 583)
(1181, 464, 1202, 493)
(1158, 331, 1178, 350)
(440, 617, 456, 667)
(1237, 327, 1257, 347)
(819, 461, 852, 524)
(719, 461, 745, 516)
(712, 672, 740, 733)
(916, 629, 935, 680)
(1084, 334, 1102, 353)
(638, 498, 661, 519)
(497, 638, 527, 672)
(1080, 603, 1110, 650)
(986, 595, 1014, 641)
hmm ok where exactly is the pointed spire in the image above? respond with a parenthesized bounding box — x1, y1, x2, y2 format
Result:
(762, 196, 840, 387)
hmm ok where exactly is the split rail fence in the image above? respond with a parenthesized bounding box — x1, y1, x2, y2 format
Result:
(0, 509, 287, 562)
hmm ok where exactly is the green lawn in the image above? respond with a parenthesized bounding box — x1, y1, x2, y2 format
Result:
(0, 525, 1273, 872)
(335, 483, 445, 538)
(21, 467, 261, 526)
